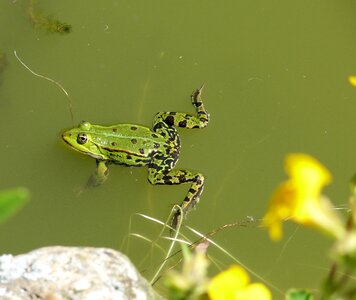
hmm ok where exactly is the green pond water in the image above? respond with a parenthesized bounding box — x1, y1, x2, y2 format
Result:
(1, 0, 356, 298)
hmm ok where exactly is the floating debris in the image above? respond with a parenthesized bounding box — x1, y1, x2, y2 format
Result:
(28, 0, 72, 34)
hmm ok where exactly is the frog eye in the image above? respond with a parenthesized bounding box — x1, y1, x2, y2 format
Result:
(77, 133, 88, 144)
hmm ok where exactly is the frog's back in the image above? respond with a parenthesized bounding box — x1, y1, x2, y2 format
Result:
(90, 124, 167, 165)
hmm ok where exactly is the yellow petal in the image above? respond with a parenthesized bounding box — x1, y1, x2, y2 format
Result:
(263, 182, 296, 240)
(348, 75, 356, 87)
(264, 153, 344, 240)
(285, 154, 331, 224)
(285, 153, 331, 189)
(208, 265, 249, 300)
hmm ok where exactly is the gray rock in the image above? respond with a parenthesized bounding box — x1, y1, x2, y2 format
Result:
(0, 246, 163, 300)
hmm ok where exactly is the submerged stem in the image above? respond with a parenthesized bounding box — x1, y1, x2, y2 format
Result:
(14, 50, 74, 125)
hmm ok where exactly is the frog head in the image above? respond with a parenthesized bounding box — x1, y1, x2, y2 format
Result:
(62, 121, 107, 160)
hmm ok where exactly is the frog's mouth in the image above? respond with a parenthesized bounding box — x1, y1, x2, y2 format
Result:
(61, 131, 75, 147)
(61, 132, 86, 154)
(62, 132, 85, 153)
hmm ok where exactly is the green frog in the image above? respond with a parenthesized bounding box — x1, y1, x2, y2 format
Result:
(62, 86, 209, 229)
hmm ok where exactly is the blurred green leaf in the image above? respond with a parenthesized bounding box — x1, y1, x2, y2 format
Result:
(0, 187, 29, 225)
(286, 289, 314, 300)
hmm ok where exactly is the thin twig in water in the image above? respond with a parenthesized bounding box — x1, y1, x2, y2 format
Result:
(13, 50, 74, 125)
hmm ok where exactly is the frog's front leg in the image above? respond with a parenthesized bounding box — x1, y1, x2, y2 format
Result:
(148, 164, 204, 230)
(86, 159, 109, 187)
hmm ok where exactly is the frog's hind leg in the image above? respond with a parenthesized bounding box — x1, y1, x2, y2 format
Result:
(86, 159, 109, 187)
(153, 85, 210, 131)
(148, 160, 204, 230)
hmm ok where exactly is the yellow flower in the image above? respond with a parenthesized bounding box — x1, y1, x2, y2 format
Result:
(348, 75, 356, 87)
(208, 265, 271, 300)
(263, 153, 345, 240)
